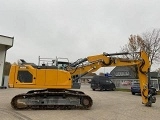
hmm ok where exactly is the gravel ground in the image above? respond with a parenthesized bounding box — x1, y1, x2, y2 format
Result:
(0, 84, 160, 120)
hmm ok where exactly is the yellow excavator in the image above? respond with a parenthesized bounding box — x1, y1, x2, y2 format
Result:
(8, 51, 156, 110)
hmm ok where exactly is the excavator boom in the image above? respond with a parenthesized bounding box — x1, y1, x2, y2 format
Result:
(67, 51, 155, 106)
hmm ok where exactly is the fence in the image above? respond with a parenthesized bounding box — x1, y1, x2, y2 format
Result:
(111, 79, 159, 91)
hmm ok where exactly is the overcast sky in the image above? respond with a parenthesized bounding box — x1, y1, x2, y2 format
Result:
(0, 0, 160, 73)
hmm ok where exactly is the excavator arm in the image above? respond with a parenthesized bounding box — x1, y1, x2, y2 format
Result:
(67, 51, 156, 107)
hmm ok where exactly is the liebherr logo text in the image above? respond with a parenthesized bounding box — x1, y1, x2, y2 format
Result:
(19, 67, 27, 69)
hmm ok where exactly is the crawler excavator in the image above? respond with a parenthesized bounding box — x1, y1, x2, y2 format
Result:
(8, 51, 156, 110)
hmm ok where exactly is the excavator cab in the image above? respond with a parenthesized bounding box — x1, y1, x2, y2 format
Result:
(38, 56, 81, 89)
(57, 61, 69, 70)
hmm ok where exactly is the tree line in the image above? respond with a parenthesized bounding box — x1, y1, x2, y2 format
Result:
(3, 62, 11, 75)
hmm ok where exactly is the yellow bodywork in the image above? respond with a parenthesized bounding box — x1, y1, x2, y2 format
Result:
(9, 64, 72, 89)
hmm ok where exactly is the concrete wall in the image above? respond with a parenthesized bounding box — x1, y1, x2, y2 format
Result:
(0, 35, 13, 87)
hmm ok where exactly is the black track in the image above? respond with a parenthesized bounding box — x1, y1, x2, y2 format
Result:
(11, 89, 93, 110)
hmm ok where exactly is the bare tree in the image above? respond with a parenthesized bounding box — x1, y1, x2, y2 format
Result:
(141, 29, 160, 65)
(155, 68, 160, 72)
(121, 34, 145, 59)
(99, 72, 105, 76)
(121, 29, 160, 68)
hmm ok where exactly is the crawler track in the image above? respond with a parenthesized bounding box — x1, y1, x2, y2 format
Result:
(11, 89, 93, 110)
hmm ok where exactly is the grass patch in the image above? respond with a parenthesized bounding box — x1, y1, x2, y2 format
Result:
(115, 88, 131, 92)
(157, 91, 160, 95)
(116, 88, 160, 95)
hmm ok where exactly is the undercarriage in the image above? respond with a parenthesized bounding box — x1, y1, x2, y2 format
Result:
(11, 89, 93, 110)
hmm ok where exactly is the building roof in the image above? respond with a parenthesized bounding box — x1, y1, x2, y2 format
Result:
(150, 72, 159, 78)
